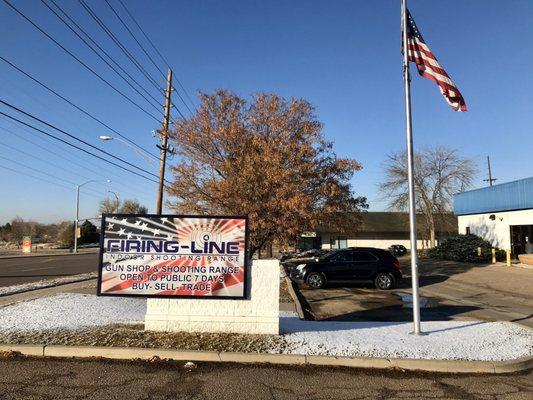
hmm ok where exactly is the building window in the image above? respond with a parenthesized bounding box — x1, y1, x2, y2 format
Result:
(466, 227, 471, 235)
(330, 235, 347, 249)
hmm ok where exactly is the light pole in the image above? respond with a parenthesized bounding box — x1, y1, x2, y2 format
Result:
(108, 190, 120, 212)
(99, 136, 156, 166)
(74, 179, 111, 253)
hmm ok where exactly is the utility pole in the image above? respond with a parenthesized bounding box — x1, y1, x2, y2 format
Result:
(156, 68, 173, 214)
(483, 155, 497, 186)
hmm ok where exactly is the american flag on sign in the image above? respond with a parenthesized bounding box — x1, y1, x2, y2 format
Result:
(404, 9, 467, 112)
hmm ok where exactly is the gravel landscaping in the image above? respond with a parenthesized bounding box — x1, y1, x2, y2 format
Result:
(0, 324, 285, 353)
(0, 293, 531, 361)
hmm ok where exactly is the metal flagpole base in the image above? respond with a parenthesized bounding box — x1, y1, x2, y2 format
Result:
(409, 331, 427, 336)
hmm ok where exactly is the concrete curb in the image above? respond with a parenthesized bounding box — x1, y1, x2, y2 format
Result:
(284, 277, 305, 320)
(1, 344, 531, 374)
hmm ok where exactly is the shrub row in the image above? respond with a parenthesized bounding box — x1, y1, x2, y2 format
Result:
(426, 234, 505, 263)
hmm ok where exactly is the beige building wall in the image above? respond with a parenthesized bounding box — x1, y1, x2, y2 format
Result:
(457, 209, 533, 250)
(320, 233, 433, 250)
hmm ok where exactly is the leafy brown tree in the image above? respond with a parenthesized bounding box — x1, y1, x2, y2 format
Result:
(380, 146, 475, 247)
(167, 90, 367, 256)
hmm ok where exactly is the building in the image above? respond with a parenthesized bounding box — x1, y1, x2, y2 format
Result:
(298, 212, 457, 251)
(454, 177, 533, 257)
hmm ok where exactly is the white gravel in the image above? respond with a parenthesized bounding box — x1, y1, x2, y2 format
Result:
(279, 312, 533, 361)
(0, 294, 531, 361)
(0, 293, 145, 333)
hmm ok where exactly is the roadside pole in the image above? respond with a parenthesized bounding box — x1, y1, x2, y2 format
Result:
(155, 68, 173, 215)
(74, 184, 80, 254)
(401, 0, 422, 335)
(74, 179, 110, 253)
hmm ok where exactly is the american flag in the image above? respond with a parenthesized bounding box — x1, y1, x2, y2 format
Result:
(405, 9, 467, 112)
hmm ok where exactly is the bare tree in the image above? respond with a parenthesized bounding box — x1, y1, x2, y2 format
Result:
(99, 198, 120, 214)
(98, 198, 148, 215)
(120, 200, 148, 214)
(380, 146, 475, 247)
(167, 90, 368, 256)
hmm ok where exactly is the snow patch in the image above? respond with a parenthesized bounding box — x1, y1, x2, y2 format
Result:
(278, 312, 533, 361)
(0, 295, 531, 361)
(0, 293, 145, 332)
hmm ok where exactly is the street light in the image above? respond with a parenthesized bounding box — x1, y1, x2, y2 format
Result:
(99, 135, 156, 165)
(108, 190, 120, 213)
(74, 179, 111, 253)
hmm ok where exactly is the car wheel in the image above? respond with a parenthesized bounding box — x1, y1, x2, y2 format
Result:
(306, 272, 325, 289)
(375, 273, 394, 290)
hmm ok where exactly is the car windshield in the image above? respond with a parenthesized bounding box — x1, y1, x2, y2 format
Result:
(319, 249, 338, 261)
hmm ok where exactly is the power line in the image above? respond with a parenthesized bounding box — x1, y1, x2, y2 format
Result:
(0, 164, 104, 200)
(102, 0, 192, 117)
(0, 141, 115, 198)
(0, 56, 159, 160)
(0, 122, 158, 200)
(0, 99, 161, 181)
(0, 154, 107, 197)
(78, 0, 164, 94)
(103, 0, 165, 79)
(0, 108, 159, 184)
(0, 142, 105, 196)
(1, 0, 161, 123)
(116, 0, 197, 111)
(42, 0, 164, 114)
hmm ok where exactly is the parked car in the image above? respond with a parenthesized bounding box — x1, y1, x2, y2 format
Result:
(280, 249, 330, 272)
(289, 247, 402, 290)
(388, 244, 407, 257)
(280, 248, 329, 262)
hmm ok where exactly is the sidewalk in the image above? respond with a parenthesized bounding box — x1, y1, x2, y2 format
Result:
(419, 259, 533, 298)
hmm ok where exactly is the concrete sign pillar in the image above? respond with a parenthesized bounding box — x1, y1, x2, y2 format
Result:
(144, 259, 279, 334)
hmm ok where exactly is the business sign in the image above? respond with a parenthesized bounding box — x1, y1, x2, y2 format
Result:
(97, 214, 248, 299)
(22, 236, 31, 253)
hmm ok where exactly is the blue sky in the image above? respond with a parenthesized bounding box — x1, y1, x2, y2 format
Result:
(0, 0, 531, 224)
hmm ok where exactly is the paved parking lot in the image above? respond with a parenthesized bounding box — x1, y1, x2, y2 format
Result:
(295, 258, 533, 328)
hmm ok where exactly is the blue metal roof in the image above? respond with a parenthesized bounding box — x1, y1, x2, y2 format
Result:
(454, 177, 533, 215)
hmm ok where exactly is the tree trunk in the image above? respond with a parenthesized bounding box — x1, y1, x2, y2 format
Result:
(429, 213, 436, 248)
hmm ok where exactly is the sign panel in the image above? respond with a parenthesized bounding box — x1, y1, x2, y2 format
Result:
(22, 236, 31, 253)
(300, 231, 317, 238)
(97, 214, 247, 299)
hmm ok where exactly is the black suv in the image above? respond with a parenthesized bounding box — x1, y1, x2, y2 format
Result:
(289, 247, 402, 290)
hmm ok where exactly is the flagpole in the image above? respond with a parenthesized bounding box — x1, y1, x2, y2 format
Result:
(401, 0, 422, 335)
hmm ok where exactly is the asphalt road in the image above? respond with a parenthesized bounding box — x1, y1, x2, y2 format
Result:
(0, 253, 99, 287)
(0, 357, 531, 400)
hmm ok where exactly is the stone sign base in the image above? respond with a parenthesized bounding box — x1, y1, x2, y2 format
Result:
(144, 259, 279, 335)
